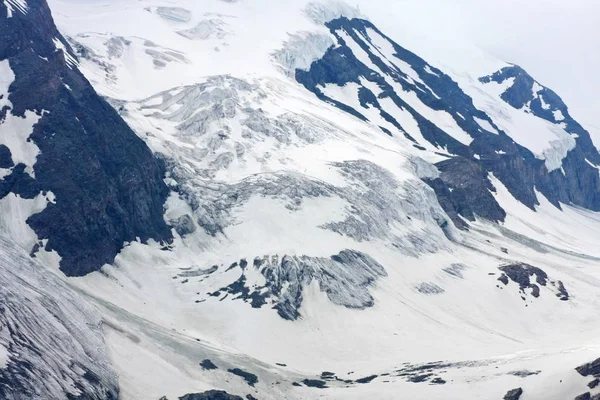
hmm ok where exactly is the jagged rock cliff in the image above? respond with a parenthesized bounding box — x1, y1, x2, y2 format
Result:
(0, 0, 172, 276)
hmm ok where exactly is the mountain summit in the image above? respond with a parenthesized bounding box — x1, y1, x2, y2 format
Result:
(2, 1, 600, 399)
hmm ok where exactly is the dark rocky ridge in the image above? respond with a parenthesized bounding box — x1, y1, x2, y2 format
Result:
(503, 388, 523, 400)
(0, 0, 172, 276)
(178, 391, 245, 400)
(575, 356, 600, 397)
(200, 359, 219, 370)
(497, 262, 569, 301)
(227, 368, 258, 387)
(296, 17, 600, 228)
(577, 358, 600, 377)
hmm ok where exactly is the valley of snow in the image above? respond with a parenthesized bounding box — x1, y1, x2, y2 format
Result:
(3, 0, 599, 399)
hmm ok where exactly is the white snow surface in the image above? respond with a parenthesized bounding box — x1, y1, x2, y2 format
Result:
(0, 0, 594, 399)
(0, 59, 14, 108)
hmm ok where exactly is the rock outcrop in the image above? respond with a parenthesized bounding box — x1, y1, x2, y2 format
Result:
(0, 0, 172, 276)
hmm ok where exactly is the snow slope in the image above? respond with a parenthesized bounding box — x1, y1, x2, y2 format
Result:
(0, 234, 118, 400)
(1, 0, 598, 399)
(49, 0, 338, 99)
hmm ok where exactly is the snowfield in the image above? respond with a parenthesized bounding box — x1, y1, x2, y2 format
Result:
(2, 0, 600, 399)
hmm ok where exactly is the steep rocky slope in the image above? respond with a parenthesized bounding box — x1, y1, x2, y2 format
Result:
(0, 0, 171, 277)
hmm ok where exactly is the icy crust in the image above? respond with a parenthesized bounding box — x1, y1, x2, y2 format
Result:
(208, 250, 387, 320)
(49, 0, 331, 100)
(303, 0, 362, 25)
(119, 74, 456, 320)
(269, 0, 365, 75)
(0, 235, 118, 400)
(131, 76, 454, 248)
(131, 76, 346, 179)
(160, 155, 454, 320)
(156, 6, 192, 23)
(541, 131, 577, 172)
(167, 159, 452, 251)
(178, 19, 230, 40)
(272, 32, 335, 76)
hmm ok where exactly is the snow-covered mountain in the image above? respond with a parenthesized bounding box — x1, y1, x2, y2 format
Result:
(2, 0, 600, 399)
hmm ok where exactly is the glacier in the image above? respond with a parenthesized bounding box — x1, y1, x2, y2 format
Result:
(0, 234, 119, 400)
(1, 0, 600, 399)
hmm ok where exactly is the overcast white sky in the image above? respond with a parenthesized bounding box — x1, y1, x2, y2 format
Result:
(355, 0, 600, 134)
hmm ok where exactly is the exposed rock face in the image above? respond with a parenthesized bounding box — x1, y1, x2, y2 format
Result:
(0, 145, 12, 168)
(0, 235, 119, 400)
(576, 358, 600, 378)
(497, 263, 569, 301)
(503, 388, 523, 400)
(0, 0, 172, 276)
(171, 214, 196, 237)
(227, 368, 258, 387)
(426, 157, 506, 227)
(301, 379, 328, 388)
(200, 359, 219, 370)
(179, 391, 244, 400)
(500, 263, 548, 288)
